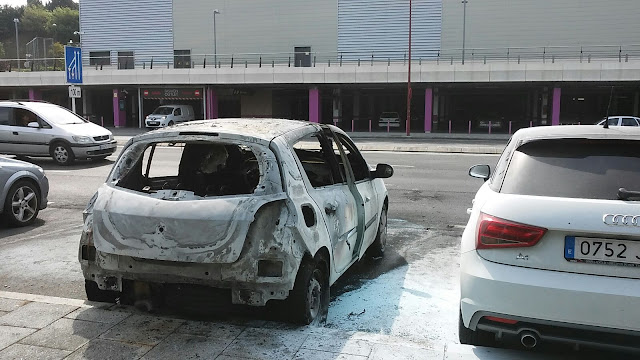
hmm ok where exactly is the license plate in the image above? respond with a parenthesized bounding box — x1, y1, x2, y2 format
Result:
(565, 236, 640, 267)
(149, 122, 159, 126)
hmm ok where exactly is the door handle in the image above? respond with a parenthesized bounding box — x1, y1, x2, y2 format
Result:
(12, 131, 18, 135)
(324, 201, 338, 215)
(365, 196, 371, 203)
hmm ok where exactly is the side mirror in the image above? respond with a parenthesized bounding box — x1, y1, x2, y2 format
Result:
(27, 122, 40, 128)
(469, 164, 490, 181)
(372, 163, 394, 179)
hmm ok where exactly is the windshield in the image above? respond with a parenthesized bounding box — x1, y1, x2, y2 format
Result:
(28, 103, 87, 125)
(152, 107, 175, 115)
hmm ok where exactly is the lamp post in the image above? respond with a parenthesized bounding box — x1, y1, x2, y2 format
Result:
(462, 0, 468, 65)
(406, 0, 412, 136)
(213, 9, 220, 67)
(73, 31, 85, 47)
(13, 18, 20, 71)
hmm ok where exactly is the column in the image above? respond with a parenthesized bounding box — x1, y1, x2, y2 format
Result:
(551, 87, 561, 126)
(424, 88, 433, 133)
(309, 87, 320, 123)
(634, 91, 639, 116)
(206, 88, 218, 119)
(28, 89, 42, 100)
(332, 89, 341, 127)
(353, 91, 360, 131)
(113, 89, 126, 127)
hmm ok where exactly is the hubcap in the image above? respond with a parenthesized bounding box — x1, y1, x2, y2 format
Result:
(54, 146, 68, 163)
(11, 186, 37, 223)
(307, 269, 323, 319)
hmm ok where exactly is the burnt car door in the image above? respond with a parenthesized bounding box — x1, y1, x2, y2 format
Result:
(331, 131, 379, 258)
(292, 131, 363, 274)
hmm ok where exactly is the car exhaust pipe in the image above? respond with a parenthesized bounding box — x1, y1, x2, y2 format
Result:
(519, 331, 539, 349)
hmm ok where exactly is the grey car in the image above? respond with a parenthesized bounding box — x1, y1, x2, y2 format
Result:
(1, 157, 49, 226)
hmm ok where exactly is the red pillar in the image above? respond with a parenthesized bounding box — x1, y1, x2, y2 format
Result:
(551, 87, 561, 126)
(424, 88, 433, 133)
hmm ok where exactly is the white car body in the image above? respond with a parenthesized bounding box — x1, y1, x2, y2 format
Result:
(0, 101, 116, 165)
(596, 116, 640, 126)
(378, 112, 401, 128)
(460, 125, 640, 352)
(79, 119, 392, 323)
(145, 104, 195, 128)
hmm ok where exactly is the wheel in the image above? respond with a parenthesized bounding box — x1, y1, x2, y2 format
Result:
(167, 121, 175, 126)
(3, 180, 40, 227)
(459, 311, 494, 346)
(85, 280, 119, 303)
(288, 257, 329, 325)
(367, 205, 387, 257)
(51, 142, 75, 165)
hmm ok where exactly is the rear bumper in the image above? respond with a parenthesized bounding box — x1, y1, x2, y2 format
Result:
(460, 250, 640, 333)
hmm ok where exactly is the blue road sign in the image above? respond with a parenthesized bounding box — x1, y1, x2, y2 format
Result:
(65, 46, 83, 84)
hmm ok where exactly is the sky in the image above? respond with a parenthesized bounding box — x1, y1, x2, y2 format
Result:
(0, 0, 78, 6)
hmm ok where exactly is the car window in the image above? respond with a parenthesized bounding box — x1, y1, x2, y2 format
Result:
(174, 108, 182, 116)
(501, 139, 640, 200)
(621, 118, 638, 126)
(334, 133, 370, 182)
(0, 107, 11, 125)
(292, 133, 343, 188)
(26, 103, 85, 125)
(12, 109, 38, 127)
(152, 107, 174, 115)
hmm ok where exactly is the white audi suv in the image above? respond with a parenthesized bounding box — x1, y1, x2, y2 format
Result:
(460, 125, 640, 353)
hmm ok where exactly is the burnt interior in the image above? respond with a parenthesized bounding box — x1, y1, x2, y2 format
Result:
(118, 142, 260, 197)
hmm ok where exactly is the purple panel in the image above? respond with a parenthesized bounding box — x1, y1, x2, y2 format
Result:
(552, 87, 561, 126)
(424, 88, 433, 133)
(113, 89, 126, 127)
(28, 89, 42, 100)
(309, 88, 320, 123)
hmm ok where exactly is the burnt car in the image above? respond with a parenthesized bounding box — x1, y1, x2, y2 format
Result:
(79, 119, 392, 324)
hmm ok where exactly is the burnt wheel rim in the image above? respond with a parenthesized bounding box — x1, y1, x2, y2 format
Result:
(379, 210, 388, 251)
(54, 145, 69, 163)
(307, 269, 323, 320)
(11, 186, 37, 223)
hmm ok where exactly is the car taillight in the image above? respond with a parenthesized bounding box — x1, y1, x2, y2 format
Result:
(476, 213, 546, 249)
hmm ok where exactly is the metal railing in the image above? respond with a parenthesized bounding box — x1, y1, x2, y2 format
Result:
(2, 44, 640, 72)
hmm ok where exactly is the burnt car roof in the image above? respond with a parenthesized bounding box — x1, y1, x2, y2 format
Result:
(134, 118, 314, 143)
(513, 125, 640, 144)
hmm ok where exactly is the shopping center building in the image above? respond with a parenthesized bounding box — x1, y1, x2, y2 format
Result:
(1, 0, 640, 133)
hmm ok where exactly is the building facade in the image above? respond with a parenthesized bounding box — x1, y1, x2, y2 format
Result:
(2, 0, 640, 133)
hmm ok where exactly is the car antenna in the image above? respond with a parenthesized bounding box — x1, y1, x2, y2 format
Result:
(603, 86, 614, 129)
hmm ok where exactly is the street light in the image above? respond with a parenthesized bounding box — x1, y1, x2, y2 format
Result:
(74, 31, 85, 46)
(13, 18, 20, 71)
(213, 9, 220, 67)
(461, 0, 468, 65)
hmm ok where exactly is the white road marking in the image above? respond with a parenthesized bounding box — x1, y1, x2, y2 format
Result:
(1, 224, 83, 247)
(389, 165, 415, 168)
(361, 150, 500, 156)
(45, 170, 71, 173)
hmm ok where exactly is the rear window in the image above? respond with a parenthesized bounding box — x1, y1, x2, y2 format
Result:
(501, 139, 640, 200)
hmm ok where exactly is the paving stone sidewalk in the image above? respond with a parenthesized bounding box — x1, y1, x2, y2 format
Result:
(0, 291, 551, 360)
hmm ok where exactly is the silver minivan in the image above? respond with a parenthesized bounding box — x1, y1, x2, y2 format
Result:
(0, 100, 116, 165)
(145, 104, 195, 128)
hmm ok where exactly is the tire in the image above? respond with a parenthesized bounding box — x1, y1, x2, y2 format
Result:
(167, 121, 175, 126)
(3, 180, 40, 227)
(459, 311, 494, 346)
(288, 257, 330, 325)
(85, 280, 119, 303)
(367, 205, 387, 258)
(51, 142, 75, 166)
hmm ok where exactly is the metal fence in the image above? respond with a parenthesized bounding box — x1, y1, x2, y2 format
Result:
(2, 44, 640, 72)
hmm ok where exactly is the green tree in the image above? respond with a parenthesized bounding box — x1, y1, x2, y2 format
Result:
(27, 0, 43, 8)
(49, 7, 78, 44)
(0, 5, 25, 57)
(21, 5, 51, 36)
(46, 0, 78, 11)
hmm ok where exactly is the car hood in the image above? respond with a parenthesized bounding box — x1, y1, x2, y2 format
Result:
(0, 156, 40, 171)
(57, 122, 112, 137)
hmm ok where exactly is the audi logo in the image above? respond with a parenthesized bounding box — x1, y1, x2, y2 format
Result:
(603, 214, 640, 226)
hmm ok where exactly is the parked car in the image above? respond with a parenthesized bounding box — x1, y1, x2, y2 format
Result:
(460, 125, 640, 352)
(79, 119, 393, 324)
(0, 100, 116, 165)
(476, 118, 504, 131)
(145, 104, 195, 128)
(1, 156, 49, 227)
(596, 116, 640, 127)
(379, 112, 401, 128)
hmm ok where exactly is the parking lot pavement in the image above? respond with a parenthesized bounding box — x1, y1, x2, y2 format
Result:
(0, 291, 553, 360)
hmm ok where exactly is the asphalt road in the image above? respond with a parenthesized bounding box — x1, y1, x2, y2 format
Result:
(0, 149, 495, 345)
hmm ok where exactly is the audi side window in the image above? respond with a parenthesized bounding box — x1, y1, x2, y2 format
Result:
(622, 118, 638, 126)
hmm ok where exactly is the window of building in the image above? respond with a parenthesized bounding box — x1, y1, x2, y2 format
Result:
(118, 51, 134, 69)
(174, 50, 191, 69)
(89, 51, 110, 66)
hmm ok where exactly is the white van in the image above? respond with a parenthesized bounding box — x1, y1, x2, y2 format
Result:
(145, 105, 195, 128)
(0, 100, 116, 165)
